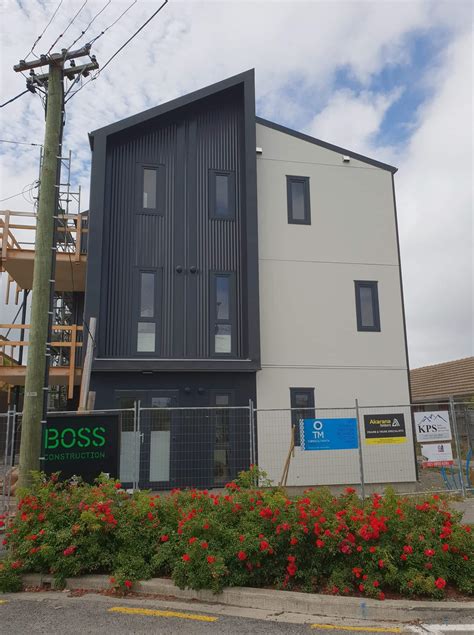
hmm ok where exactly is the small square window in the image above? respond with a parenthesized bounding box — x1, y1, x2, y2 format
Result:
(209, 170, 235, 219)
(290, 388, 315, 447)
(355, 281, 381, 332)
(287, 176, 311, 225)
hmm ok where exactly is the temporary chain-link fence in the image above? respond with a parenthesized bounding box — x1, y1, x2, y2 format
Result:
(0, 400, 473, 508)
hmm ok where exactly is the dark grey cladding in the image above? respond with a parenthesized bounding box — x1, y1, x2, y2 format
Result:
(85, 70, 260, 372)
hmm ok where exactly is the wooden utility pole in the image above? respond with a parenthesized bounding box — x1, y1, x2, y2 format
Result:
(14, 47, 98, 489)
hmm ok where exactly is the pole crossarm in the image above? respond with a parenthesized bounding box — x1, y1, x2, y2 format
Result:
(13, 45, 92, 72)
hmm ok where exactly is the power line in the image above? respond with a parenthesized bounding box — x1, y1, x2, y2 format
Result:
(0, 139, 43, 147)
(0, 90, 29, 108)
(87, 0, 138, 45)
(46, 0, 89, 55)
(25, 0, 65, 60)
(66, 0, 169, 103)
(98, 0, 169, 76)
(63, 0, 112, 55)
(0, 182, 39, 203)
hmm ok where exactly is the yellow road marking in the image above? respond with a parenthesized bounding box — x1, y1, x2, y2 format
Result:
(310, 625, 402, 633)
(108, 606, 218, 622)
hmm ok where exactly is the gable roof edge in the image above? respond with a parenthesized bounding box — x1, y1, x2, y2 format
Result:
(255, 116, 397, 174)
(88, 69, 255, 145)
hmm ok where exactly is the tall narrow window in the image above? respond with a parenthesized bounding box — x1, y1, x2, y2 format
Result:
(209, 169, 235, 219)
(355, 281, 381, 332)
(287, 175, 311, 224)
(143, 168, 157, 209)
(290, 387, 315, 447)
(212, 391, 233, 485)
(211, 273, 235, 355)
(138, 164, 164, 213)
(136, 270, 159, 353)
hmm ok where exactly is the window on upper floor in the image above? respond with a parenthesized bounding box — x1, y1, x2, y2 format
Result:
(210, 272, 236, 355)
(138, 164, 164, 214)
(290, 387, 315, 447)
(287, 175, 311, 225)
(136, 270, 160, 353)
(209, 169, 235, 219)
(354, 281, 381, 332)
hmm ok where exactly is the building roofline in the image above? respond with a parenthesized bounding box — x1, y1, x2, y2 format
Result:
(88, 69, 255, 149)
(411, 356, 474, 372)
(255, 116, 398, 174)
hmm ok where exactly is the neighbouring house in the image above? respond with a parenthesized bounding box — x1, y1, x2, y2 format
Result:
(410, 357, 474, 405)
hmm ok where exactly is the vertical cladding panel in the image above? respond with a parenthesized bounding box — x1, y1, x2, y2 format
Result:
(195, 96, 243, 357)
(103, 122, 177, 357)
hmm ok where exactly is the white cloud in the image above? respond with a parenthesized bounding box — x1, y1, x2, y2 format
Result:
(306, 87, 403, 156)
(0, 0, 472, 368)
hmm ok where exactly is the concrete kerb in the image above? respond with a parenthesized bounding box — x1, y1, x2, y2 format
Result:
(20, 574, 474, 624)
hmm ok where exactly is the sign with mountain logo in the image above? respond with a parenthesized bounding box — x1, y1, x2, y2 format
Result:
(414, 411, 452, 443)
(363, 413, 406, 444)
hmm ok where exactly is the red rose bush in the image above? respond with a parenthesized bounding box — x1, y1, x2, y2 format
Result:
(0, 468, 472, 598)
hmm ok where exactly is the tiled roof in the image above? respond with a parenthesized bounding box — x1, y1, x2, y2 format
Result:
(410, 356, 474, 402)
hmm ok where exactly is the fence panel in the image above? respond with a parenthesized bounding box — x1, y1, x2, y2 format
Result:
(136, 406, 251, 491)
(1, 410, 20, 513)
(255, 407, 361, 489)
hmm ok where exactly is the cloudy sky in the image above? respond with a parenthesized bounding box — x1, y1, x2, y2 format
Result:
(0, 0, 472, 369)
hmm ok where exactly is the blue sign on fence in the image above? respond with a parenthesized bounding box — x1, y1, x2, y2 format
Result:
(300, 418, 359, 451)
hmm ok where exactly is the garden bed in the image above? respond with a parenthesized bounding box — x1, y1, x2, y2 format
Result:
(1, 467, 473, 599)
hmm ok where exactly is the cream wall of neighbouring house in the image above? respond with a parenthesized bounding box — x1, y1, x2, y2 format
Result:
(255, 122, 414, 486)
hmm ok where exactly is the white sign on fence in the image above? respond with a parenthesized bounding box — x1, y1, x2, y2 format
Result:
(421, 442, 454, 468)
(414, 411, 452, 442)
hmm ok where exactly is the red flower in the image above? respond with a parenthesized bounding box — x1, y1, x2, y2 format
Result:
(369, 546, 376, 554)
(189, 537, 197, 544)
(203, 523, 210, 530)
(424, 548, 435, 557)
(182, 553, 190, 562)
(201, 541, 208, 549)
(290, 537, 298, 545)
(160, 535, 169, 542)
(378, 592, 385, 601)
(359, 584, 365, 592)
(287, 563, 297, 576)
(315, 539, 324, 548)
(373, 580, 379, 588)
(124, 580, 132, 589)
(11, 561, 22, 569)
(442, 543, 449, 552)
(109, 577, 116, 584)
(114, 483, 122, 489)
(207, 556, 216, 564)
(237, 551, 247, 561)
(345, 487, 356, 494)
(378, 559, 384, 568)
(147, 512, 154, 520)
(63, 546, 76, 557)
(425, 562, 432, 570)
(239, 535, 245, 542)
(435, 577, 446, 590)
(259, 540, 270, 551)
(403, 545, 413, 554)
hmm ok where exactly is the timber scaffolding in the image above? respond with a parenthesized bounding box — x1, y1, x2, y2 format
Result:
(0, 207, 88, 402)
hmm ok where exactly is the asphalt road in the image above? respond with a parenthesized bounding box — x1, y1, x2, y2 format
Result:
(1, 592, 473, 635)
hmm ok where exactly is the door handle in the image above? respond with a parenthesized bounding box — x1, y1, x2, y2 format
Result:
(175, 265, 183, 273)
(189, 265, 198, 274)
